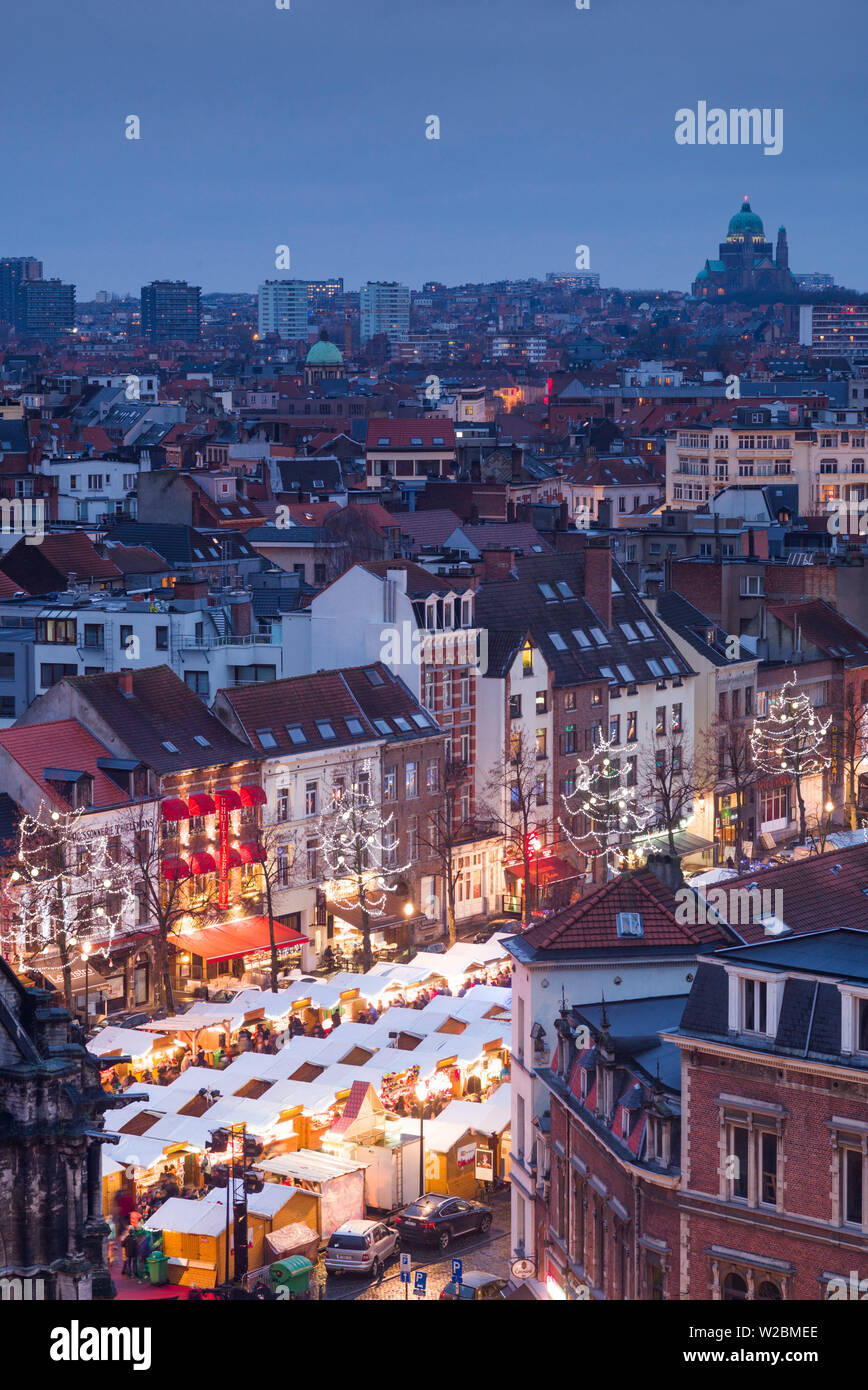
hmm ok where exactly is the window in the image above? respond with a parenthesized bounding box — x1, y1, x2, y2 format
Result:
(40, 662, 76, 688)
(740, 575, 764, 597)
(616, 912, 643, 937)
(316, 720, 336, 740)
(743, 978, 768, 1033)
(87, 473, 103, 490)
(647, 658, 663, 678)
(509, 694, 522, 720)
(536, 690, 547, 714)
(590, 628, 608, 646)
(760, 1131, 778, 1206)
(522, 642, 534, 673)
(155, 626, 168, 651)
(82, 624, 103, 649)
(564, 691, 576, 711)
(591, 687, 602, 707)
(257, 729, 277, 749)
(619, 622, 638, 642)
(535, 773, 547, 805)
(729, 1125, 749, 1200)
(761, 783, 789, 825)
(564, 724, 576, 755)
(405, 761, 418, 798)
(572, 628, 591, 648)
(306, 837, 319, 880)
(331, 776, 345, 808)
(626, 710, 637, 743)
(655, 706, 666, 737)
(119, 624, 133, 651)
(840, 1145, 864, 1227)
(36, 617, 76, 645)
(286, 724, 306, 745)
(277, 787, 290, 821)
(305, 781, 318, 817)
(384, 769, 396, 801)
(548, 632, 567, 651)
(426, 760, 439, 793)
(672, 703, 682, 733)
(609, 715, 620, 744)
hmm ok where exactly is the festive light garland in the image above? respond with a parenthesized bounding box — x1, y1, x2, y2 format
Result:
(318, 769, 410, 917)
(4, 800, 138, 979)
(559, 733, 653, 868)
(750, 673, 832, 783)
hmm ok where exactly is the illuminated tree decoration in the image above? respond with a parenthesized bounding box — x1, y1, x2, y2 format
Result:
(318, 767, 409, 971)
(4, 801, 137, 1012)
(750, 672, 832, 844)
(559, 733, 653, 872)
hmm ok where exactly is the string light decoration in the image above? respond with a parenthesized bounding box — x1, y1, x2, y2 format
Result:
(318, 768, 410, 971)
(559, 733, 653, 873)
(3, 800, 138, 1012)
(750, 672, 832, 845)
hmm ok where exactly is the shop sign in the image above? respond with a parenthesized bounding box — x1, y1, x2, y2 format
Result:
(475, 1146, 494, 1181)
(456, 1143, 476, 1168)
(511, 1257, 535, 1279)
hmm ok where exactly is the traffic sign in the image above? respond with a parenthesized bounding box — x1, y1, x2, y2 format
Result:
(413, 1270, 427, 1297)
(400, 1252, 411, 1284)
(451, 1258, 463, 1282)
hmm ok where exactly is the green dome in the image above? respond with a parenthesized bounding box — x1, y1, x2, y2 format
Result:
(727, 198, 764, 240)
(306, 330, 343, 366)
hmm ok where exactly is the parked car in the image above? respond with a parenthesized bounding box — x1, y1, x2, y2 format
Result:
(324, 1220, 400, 1278)
(440, 1272, 508, 1301)
(425, 942, 448, 954)
(394, 1193, 493, 1250)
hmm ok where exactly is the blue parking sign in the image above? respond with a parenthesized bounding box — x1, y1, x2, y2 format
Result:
(414, 1270, 427, 1297)
(400, 1252, 411, 1284)
(451, 1258, 463, 1282)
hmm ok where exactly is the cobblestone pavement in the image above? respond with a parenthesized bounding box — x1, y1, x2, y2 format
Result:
(316, 1189, 512, 1302)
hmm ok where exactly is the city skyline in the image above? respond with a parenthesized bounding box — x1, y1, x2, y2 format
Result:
(2, 0, 864, 298)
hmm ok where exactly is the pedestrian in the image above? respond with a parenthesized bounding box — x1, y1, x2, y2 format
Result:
(121, 1226, 138, 1277)
(180, 1050, 193, 1072)
(195, 1047, 207, 1068)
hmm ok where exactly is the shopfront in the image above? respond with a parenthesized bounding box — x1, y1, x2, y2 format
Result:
(171, 915, 307, 993)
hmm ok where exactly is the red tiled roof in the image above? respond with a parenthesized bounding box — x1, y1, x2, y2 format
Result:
(521, 868, 729, 952)
(347, 502, 401, 535)
(765, 600, 868, 666)
(217, 670, 377, 755)
(715, 845, 868, 945)
(0, 570, 29, 598)
(365, 419, 456, 450)
(0, 718, 131, 809)
(102, 544, 168, 574)
(395, 509, 463, 550)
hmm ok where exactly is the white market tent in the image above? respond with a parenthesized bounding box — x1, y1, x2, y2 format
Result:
(145, 1196, 226, 1238)
(87, 1027, 160, 1062)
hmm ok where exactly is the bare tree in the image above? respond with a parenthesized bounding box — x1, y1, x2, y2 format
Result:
(703, 714, 759, 867)
(119, 801, 220, 1013)
(839, 683, 868, 829)
(483, 729, 550, 927)
(415, 764, 474, 946)
(751, 675, 831, 845)
(638, 728, 696, 855)
(245, 818, 302, 992)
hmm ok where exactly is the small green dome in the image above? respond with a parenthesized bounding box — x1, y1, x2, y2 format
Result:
(306, 329, 343, 366)
(727, 197, 764, 241)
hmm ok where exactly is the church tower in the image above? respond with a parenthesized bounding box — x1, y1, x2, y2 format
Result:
(776, 225, 789, 272)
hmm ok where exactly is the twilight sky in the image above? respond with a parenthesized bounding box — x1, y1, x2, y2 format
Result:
(3, 0, 864, 298)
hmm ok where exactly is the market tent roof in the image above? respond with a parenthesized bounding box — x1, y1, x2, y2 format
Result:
(637, 829, 714, 856)
(157, 1069, 228, 1107)
(446, 939, 509, 965)
(145, 1196, 226, 1238)
(365, 962, 442, 987)
(686, 866, 740, 887)
(255, 1148, 366, 1183)
(325, 971, 398, 1002)
(87, 1027, 159, 1060)
(138, 1008, 242, 1034)
(265, 1079, 339, 1115)
(172, 916, 307, 963)
(108, 1134, 171, 1173)
(421, 1087, 512, 1153)
(143, 1113, 215, 1150)
(281, 980, 344, 1011)
(201, 1181, 293, 1219)
(204, 1095, 286, 1134)
(308, 1021, 382, 1062)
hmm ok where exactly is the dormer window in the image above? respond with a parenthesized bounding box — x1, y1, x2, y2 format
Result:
(616, 912, 643, 937)
(729, 970, 782, 1037)
(744, 978, 767, 1033)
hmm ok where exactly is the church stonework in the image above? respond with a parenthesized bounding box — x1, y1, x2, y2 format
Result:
(693, 197, 794, 299)
(0, 958, 123, 1300)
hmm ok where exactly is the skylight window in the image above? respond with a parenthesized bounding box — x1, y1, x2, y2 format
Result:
(192, 548, 203, 559)
(616, 911, 643, 937)
(313, 480, 324, 490)
(410, 436, 423, 446)
(220, 506, 232, 516)
(393, 716, 412, 732)
(432, 436, 445, 445)
(286, 724, 306, 745)
(345, 717, 365, 736)
(599, 665, 615, 681)
(377, 436, 390, 446)
(316, 720, 336, 739)
(617, 664, 635, 683)
(193, 735, 211, 748)
(663, 656, 680, 676)
(647, 658, 664, 678)
(556, 580, 574, 598)
(548, 632, 567, 651)
(411, 712, 430, 728)
(572, 628, 591, 648)
(611, 577, 622, 594)
(636, 621, 654, 639)
(538, 582, 556, 601)
(619, 622, 638, 642)
(364, 667, 385, 686)
(257, 730, 277, 749)
(161, 740, 179, 754)
(590, 628, 608, 646)
(374, 718, 392, 735)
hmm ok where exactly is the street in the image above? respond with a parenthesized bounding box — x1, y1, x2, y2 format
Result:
(319, 1190, 512, 1302)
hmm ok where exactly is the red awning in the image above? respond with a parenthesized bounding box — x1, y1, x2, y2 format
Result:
(162, 856, 191, 881)
(161, 798, 190, 822)
(537, 855, 582, 882)
(215, 788, 242, 811)
(238, 842, 266, 864)
(239, 785, 267, 807)
(225, 847, 243, 869)
(172, 916, 308, 964)
(188, 792, 215, 816)
(189, 851, 217, 875)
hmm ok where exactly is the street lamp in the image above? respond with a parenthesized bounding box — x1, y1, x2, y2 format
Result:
(80, 942, 93, 1025)
(818, 799, 835, 854)
(415, 1081, 427, 1197)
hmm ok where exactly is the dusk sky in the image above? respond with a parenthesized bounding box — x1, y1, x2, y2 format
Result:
(4, 0, 865, 298)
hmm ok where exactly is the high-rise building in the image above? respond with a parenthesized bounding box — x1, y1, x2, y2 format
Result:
(360, 281, 410, 345)
(0, 257, 43, 327)
(799, 303, 868, 358)
(14, 278, 75, 337)
(140, 280, 201, 342)
(258, 280, 309, 340)
(306, 278, 344, 312)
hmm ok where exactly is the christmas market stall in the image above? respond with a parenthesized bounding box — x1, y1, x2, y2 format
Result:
(321, 1080, 424, 1211)
(421, 1085, 512, 1198)
(253, 1149, 366, 1241)
(142, 1195, 229, 1288)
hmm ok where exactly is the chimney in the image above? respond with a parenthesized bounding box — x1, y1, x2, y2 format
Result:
(511, 445, 522, 480)
(644, 851, 684, 893)
(480, 548, 515, 581)
(118, 670, 134, 696)
(583, 537, 612, 627)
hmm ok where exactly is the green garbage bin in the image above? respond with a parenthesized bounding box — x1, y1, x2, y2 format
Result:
(269, 1256, 314, 1297)
(146, 1252, 169, 1287)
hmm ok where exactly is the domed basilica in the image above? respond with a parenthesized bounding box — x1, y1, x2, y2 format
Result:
(692, 197, 794, 298)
